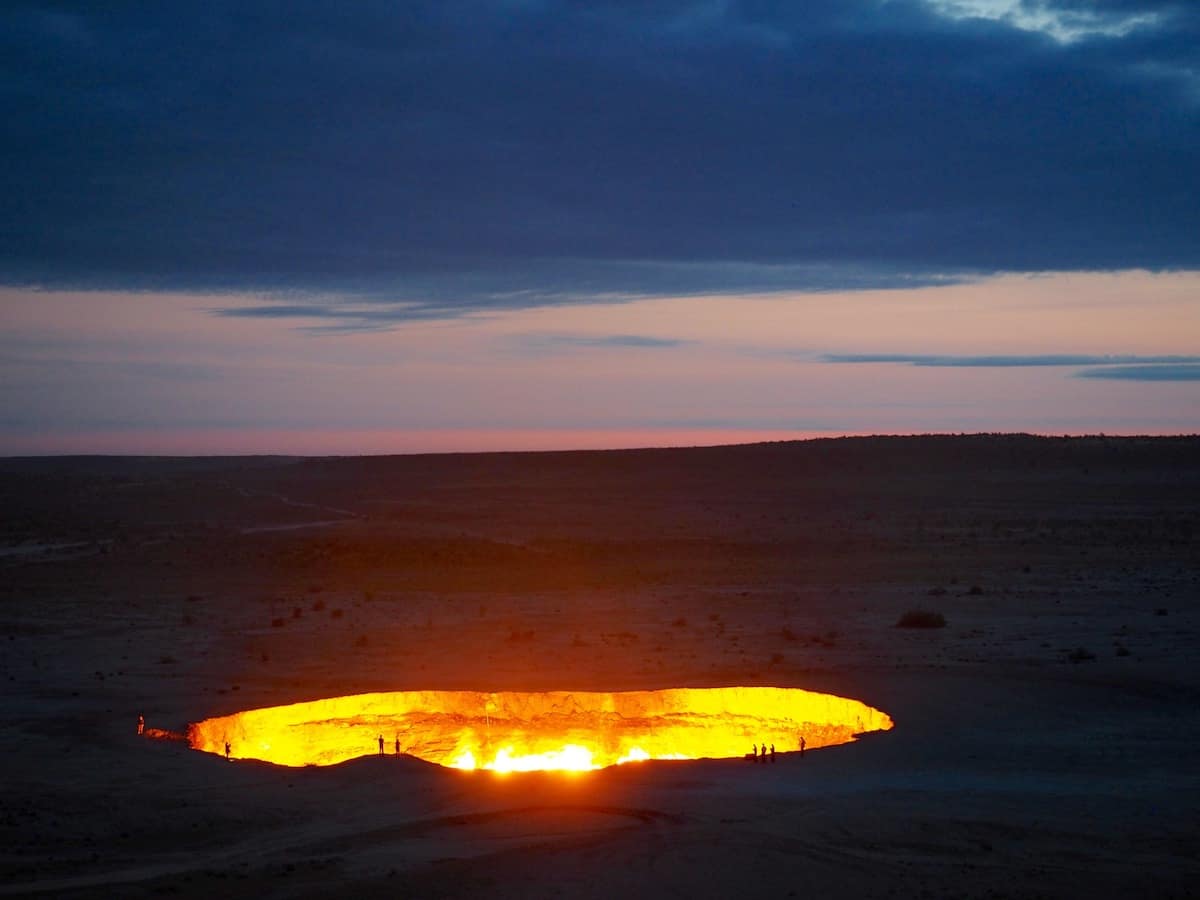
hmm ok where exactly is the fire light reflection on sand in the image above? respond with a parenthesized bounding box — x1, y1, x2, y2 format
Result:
(187, 687, 893, 772)
(446, 744, 690, 773)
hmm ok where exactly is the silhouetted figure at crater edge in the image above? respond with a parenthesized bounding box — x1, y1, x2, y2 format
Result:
(378, 734, 384, 755)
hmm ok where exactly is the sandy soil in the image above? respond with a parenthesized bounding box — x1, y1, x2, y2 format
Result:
(1, 435, 1198, 898)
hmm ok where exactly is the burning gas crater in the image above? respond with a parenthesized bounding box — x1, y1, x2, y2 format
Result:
(188, 687, 893, 772)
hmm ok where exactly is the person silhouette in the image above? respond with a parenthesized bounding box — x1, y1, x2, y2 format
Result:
(799, 735, 806, 758)
(224, 740, 231, 760)
(377, 734, 384, 755)
(137, 714, 144, 736)
(394, 735, 400, 755)
(752, 743, 758, 761)
(770, 743, 776, 763)
(758, 738, 766, 763)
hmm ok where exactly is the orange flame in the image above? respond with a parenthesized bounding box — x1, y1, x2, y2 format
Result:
(188, 687, 893, 771)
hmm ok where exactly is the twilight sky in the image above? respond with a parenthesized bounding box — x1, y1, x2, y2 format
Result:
(1, 0, 1197, 454)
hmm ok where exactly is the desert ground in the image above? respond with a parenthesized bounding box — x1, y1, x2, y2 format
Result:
(1, 434, 1198, 899)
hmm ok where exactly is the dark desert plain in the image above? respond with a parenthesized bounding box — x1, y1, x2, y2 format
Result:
(2, 434, 1198, 899)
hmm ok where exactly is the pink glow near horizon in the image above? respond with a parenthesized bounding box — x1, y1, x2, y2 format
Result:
(0, 428, 865, 456)
(4, 427, 1193, 458)
(1, 271, 1196, 455)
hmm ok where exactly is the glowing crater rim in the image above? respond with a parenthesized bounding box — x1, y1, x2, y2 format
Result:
(187, 686, 894, 772)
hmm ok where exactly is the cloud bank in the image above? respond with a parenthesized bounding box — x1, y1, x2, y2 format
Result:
(2, 1, 1197, 316)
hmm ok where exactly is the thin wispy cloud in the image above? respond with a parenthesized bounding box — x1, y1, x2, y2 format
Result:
(822, 354, 1200, 367)
(1076, 364, 1200, 381)
(924, 0, 1165, 42)
(210, 302, 442, 333)
(204, 263, 963, 326)
(534, 334, 689, 349)
(511, 333, 692, 355)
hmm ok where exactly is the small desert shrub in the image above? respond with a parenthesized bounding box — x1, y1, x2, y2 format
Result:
(896, 610, 946, 629)
(603, 631, 639, 645)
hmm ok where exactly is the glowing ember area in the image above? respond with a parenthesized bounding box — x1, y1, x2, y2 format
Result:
(188, 687, 893, 771)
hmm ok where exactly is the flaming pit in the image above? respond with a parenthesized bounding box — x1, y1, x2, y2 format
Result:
(188, 687, 893, 772)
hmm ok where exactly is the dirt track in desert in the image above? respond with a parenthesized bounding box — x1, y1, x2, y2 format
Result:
(1, 434, 1198, 898)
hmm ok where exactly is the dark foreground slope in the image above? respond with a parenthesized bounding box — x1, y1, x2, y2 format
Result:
(1, 435, 1198, 899)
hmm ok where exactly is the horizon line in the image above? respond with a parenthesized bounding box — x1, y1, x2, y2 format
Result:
(3, 428, 1197, 460)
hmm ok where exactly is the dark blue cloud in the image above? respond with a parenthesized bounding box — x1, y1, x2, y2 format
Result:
(2, 1, 1197, 315)
(822, 353, 1200, 367)
(1076, 363, 1200, 380)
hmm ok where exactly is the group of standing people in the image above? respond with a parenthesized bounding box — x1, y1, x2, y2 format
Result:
(750, 735, 806, 763)
(751, 742, 776, 763)
(378, 734, 402, 755)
